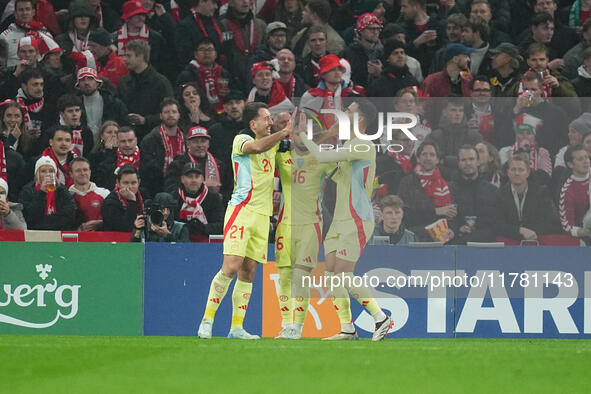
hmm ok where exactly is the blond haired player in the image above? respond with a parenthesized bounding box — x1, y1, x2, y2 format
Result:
(197, 103, 293, 339)
(299, 101, 393, 341)
(274, 125, 334, 339)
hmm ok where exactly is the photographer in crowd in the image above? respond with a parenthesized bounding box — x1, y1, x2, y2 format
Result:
(131, 191, 189, 242)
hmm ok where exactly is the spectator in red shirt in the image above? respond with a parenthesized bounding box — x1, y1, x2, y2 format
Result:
(69, 156, 109, 231)
(559, 144, 591, 241)
(87, 28, 129, 88)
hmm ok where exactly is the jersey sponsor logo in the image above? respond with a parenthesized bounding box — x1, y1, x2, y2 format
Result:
(338, 249, 347, 256)
(303, 256, 312, 263)
(280, 306, 289, 312)
(209, 297, 220, 304)
(238, 304, 247, 310)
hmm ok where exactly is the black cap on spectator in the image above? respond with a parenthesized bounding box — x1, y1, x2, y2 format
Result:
(182, 162, 203, 176)
(225, 90, 245, 102)
(89, 28, 113, 47)
(381, 23, 405, 41)
(153, 192, 177, 208)
(383, 39, 405, 59)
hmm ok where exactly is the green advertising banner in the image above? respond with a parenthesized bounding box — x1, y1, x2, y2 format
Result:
(0, 242, 143, 335)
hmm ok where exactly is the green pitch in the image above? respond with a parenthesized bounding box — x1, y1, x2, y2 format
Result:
(1, 335, 590, 393)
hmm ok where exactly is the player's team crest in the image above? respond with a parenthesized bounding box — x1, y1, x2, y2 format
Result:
(215, 285, 225, 293)
(243, 293, 251, 300)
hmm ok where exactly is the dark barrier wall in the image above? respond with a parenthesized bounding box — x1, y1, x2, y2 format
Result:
(143, 243, 265, 337)
(0, 242, 143, 335)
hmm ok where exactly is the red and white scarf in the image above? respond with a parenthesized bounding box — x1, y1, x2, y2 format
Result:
(311, 59, 321, 86)
(35, 183, 56, 215)
(509, 142, 552, 175)
(188, 151, 221, 187)
(517, 69, 552, 99)
(0, 140, 7, 182)
(42, 147, 75, 188)
(114, 184, 144, 214)
(387, 152, 412, 174)
(71, 129, 84, 157)
(191, 7, 223, 45)
(190, 60, 222, 106)
(247, 80, 288, 108)
(16, 88, 44, 130)
(178, 185, 208, 223)
(414, 165, 452, 207)
(116, 147, 141, 169)
(96, 5, 103, 27)
(68, 31, 89, 52)
(226, 17, 257, 55)
(171, 0, 181, 22)
(278, 76, 296, 99)
(160, 126, 186, 174)
(491, 172, 501, 188)
(15, 19, 47, 37)
(117, 23, 149, 55)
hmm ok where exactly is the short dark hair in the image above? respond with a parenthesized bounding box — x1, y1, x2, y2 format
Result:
(508, 152, 530, 172)
(565, 144, 586, 165)
(457, 144, 479, 160)
(307, 24, 327, 38)
(48, 125, 73, 140)
(19, 67, 43, 85)
(243, 102, 269, 126)
(15, 0, 34, 9)
(160, 97, 180, 113)
(353, 100, 377, 131)
(582, 47, 591, 62)
(70, 156, 90, 169)
(117, 164, 139, 180)
(306, 0, 331, 23)
(417, 141, 440, 158)
(522, 70, 543, 85)
(444, 94, 465, 107)
(57, 94, 82, 113)
(531, 12, 554, 27)
(471, 0, 490, 10)
(117, 126, 136, 136)
(407, 0, 426, 8)
(470, 74, 490, 90)
(126, 40, 150, 63)
(447, 13, 467, 28)
(465, 18, 489, 42)
(526, 42, 548, 58)
(194, 37, 216, 51)
(380, 195, 405, 210)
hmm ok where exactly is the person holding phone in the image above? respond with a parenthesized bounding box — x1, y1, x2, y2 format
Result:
(0, 178, 27, 230)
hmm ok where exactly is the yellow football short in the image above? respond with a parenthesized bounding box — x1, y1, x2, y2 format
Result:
(275, 222, 323, 268)
(223, 204, 270, 263)
(324, 219, 375, 263)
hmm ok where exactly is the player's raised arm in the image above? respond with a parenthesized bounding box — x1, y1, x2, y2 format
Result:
(241, 106, 294, 154)
(298, 132, 356, 163)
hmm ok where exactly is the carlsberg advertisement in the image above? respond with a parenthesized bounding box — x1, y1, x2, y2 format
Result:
(0, 243, 143, 335)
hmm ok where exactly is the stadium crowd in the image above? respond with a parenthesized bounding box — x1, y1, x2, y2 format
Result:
(0, 0, 590, 245)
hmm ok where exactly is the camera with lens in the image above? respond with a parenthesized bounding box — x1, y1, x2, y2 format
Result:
(145, 201, 164, 227)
